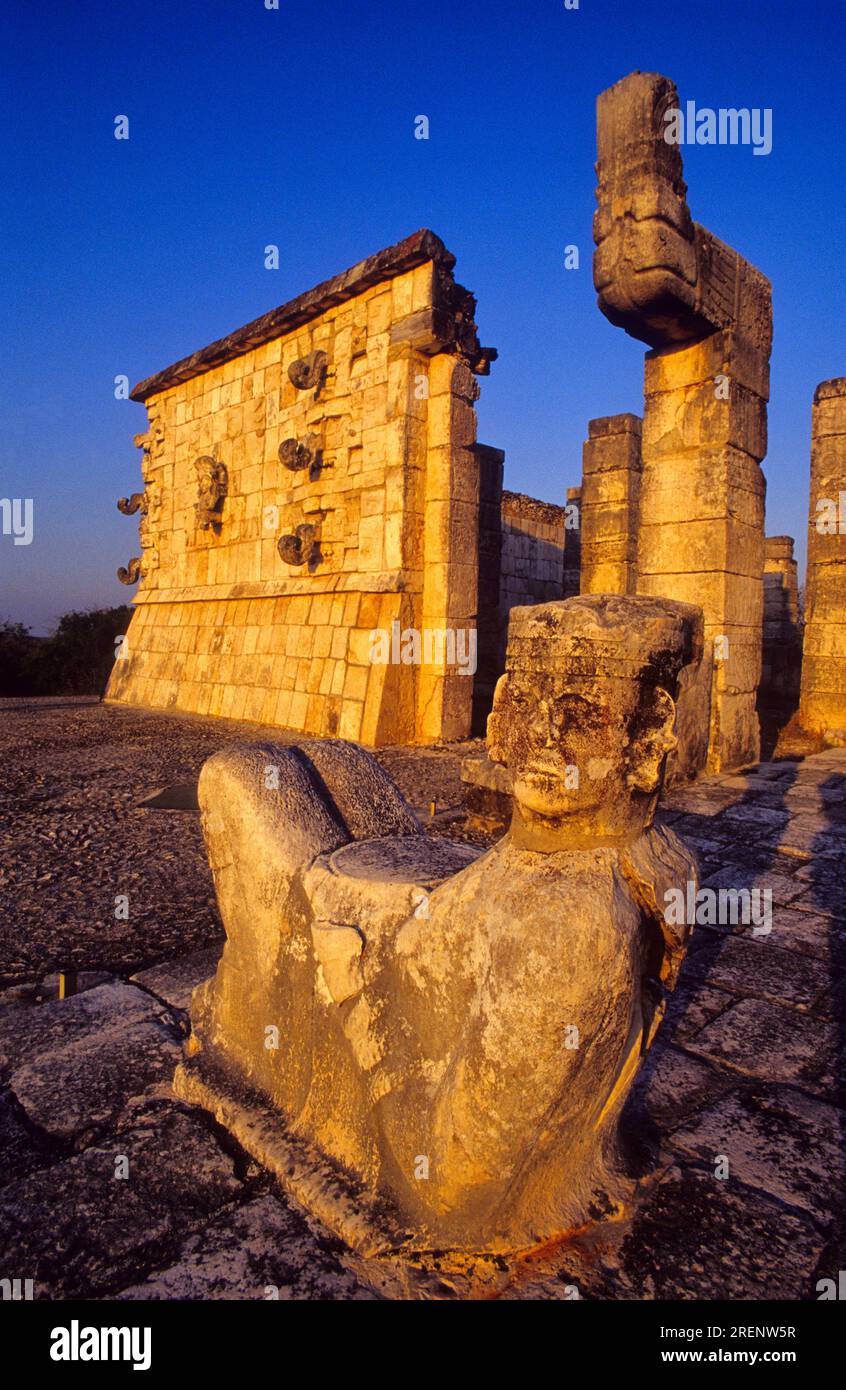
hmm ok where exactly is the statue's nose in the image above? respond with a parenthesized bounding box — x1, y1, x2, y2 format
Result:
(539, 703, 555, 746)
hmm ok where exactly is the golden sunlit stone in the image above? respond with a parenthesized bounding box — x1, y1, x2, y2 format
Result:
(174, 594, 701, 1264)
(106, 231, 495, 746)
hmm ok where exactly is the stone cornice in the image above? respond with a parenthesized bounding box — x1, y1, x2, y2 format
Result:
(131, 229, 496, 402)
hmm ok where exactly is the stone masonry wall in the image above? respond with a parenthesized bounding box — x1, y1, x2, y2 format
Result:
(107, 232, 495, 746)
(562, 486, 582, 597)
(472, 444, 505, 733)
(498, 490, 568, 667)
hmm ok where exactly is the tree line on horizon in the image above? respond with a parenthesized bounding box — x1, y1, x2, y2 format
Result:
(0, 606, 132, 698)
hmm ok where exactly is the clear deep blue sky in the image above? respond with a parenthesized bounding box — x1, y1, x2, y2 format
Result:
(3, 0, 845, 632)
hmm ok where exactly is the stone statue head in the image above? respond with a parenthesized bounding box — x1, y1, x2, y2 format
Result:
(487, 594, 702, 851)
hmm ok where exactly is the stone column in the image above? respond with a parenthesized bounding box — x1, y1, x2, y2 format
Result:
(562, 486, 582, 597)
(761, 535, 801, 716)
(580, 414, 642, 595)
(594, 71, 772, 773)
(800, 379, 846, 736)
(417, 358, 481, 742)
(471, 443, 505, 733)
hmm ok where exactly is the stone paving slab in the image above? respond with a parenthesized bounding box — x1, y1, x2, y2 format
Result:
(0, 981, 166, 1079)
(498, 1164, 826, 1301)
(131, 945, 223, 1011)
(685, 996, 837, 1092)
(761, 906, 845, 961)
(117, 1195, 377, 1301)
(669, 1087, 846, 1224)
(10, 1018, 184, 1140)
(662, 977, 737, 1043)
(684, 931, 831, 1012)
(0, 1088, 60, 1190)
(571, 1168, 824, 1301)
(628, 1044, 739, 1131)
(0, 1104, 245, 1298)
(699, 864, 808, 906)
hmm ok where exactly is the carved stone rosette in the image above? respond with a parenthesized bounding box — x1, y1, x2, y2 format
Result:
(278, 435, 321, 473)
(288, 350, 328, 397)
(277, 523, 317, 567)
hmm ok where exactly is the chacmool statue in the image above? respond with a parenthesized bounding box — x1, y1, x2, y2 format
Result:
(175, 594, 702, 1259)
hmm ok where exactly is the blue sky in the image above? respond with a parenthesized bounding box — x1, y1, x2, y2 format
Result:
(3, 0, 844, 631)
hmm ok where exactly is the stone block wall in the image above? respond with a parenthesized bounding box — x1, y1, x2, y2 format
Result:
(497, 490, 569, 666)
(472, 445, 506, 733)
(107, 231, 496, 746)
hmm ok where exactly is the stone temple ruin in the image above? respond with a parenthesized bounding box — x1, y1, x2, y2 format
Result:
(108, 72, 846, 768)
(102, 70, 846, 1275)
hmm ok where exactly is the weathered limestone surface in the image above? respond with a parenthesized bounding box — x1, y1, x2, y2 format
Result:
(580, 414, 642, 595)
(800, 379, 846, 735)
(106, 230, 496, 747)
(761, 535, 801, 716)
(594, 72, 772, 774)
(174, 594, 702, 1261)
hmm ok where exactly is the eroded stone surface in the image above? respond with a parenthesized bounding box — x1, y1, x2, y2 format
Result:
(117, 1195, 377, 1301)
(627, 1043, 738, 1132)
(131, 946, 223, 1011)
(684, 932, 831, 1012)
(686, 996, 836, 1089)
(0, 982, 163, 1078)
(557, 1169, 823, 1301)
(180, 594, 703, 1257)
(670, 1087, 846, 1223)
(0, 1105, 244, 1297)
(10, 1018, 183, 1140)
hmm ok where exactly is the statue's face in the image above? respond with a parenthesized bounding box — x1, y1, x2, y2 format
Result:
(195, 467, 217, 508)
(487, 666, 678, 833)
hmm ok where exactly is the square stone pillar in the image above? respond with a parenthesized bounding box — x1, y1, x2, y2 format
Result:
(471, 443, 505, 734)
(562, 486, 582, 597)
(800, 379, 846, 735)
(637, 331, 768, 771)
(580, 414, 642, 595)
(594, 70, 772, 773)
(761, 535, 801, 713)
(417, 358, 481, 742)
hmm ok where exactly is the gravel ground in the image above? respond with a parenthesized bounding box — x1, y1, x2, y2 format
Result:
(0, 698, 480, 984)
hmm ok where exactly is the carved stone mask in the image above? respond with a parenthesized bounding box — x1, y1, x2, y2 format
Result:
(193, 456, 227, 529)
